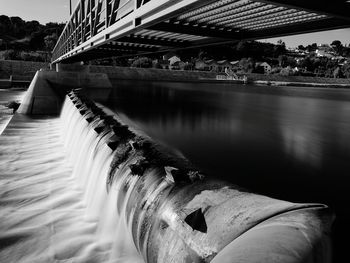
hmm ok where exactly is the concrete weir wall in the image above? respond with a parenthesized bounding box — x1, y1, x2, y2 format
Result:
(65, 90, 334, 263)
(16, 65, 334, 263)
(17, 65, 111, 115)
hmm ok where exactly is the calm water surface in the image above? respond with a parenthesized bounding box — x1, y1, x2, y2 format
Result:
(105, 80, 350, 261)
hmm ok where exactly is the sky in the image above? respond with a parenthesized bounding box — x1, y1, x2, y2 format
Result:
(0, 0, 349, 47)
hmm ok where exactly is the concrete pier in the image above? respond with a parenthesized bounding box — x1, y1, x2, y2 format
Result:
(18, 65, 112, 115)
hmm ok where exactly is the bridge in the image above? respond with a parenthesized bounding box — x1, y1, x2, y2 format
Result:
(51, 0, 350, 63)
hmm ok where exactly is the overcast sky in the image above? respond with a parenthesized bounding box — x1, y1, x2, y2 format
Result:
(1, 0, 349, 47)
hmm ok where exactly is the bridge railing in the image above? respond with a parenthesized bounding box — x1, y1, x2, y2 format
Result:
(52, 0, 154, 62)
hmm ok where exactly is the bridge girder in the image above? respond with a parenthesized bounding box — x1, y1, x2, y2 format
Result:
(52, 0, 350, 63)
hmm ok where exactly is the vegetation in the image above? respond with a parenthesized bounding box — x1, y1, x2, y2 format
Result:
(0, 15, 349, 78)
(0, 15, 65, 61)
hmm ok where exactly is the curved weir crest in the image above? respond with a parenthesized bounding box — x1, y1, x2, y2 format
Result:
(0, 88, 334, 263)
(60, 95, 142, 262)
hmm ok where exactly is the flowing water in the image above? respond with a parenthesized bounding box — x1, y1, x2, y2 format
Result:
(0, 94, 143, 263)
(1, 81, 349, 262)
(104, 80, 350, 262)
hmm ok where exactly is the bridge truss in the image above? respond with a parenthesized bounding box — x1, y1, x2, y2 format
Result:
(52, 0, 350, 63)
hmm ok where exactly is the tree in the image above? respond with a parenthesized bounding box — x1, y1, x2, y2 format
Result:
(10, 16, 25, 37)
(44, 33, 58, 51)
(331, 40, 343, 56)
(280, 66, 295, 76)
(131, 57, 153, 68)
(333, 67, 342, 78)
(278, 55, 288, 67)
(342, 63, 350, 78)
(298, 45, 306, 51)
(306, 43, 318, 52)
(273, 39, 286, 57)
(239, 57, 255, 73)
(1, 49, 18, 60)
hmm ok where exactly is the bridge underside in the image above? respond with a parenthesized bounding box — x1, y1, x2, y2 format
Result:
(52, 0, 350, 63)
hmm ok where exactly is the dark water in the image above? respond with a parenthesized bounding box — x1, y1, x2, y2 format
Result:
(104, 80, 350, 262)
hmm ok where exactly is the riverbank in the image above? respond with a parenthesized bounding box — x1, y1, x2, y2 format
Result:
(89, 65, 350, 88)
(246, 73, 350, 88)
(2, 60, 350, 88)
(252, 80, 350, 88)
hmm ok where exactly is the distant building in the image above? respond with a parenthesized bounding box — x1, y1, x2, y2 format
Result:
(194, 59, 238, 72)
(163, 52, 181, 68)
(255, 62, 272, 74)
(168, 55, 181, 66)
(316, 44, 335, 58)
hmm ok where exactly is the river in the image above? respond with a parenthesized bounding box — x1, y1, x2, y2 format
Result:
(104, 80, 350, 262)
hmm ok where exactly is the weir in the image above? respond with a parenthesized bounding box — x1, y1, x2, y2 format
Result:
(0, 70, 334, 263)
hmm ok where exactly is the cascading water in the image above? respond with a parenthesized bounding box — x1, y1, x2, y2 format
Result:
(1, 87, 334, 263)
(59, 92, 144, 263)
(0, 90, 143, 263)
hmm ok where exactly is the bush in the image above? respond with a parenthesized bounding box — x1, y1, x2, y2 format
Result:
(0, 49, 18, 60)
(131, 57, 153, 68)
(280, 66, 295, 76)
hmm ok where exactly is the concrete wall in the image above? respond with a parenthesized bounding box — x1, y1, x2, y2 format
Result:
(0, 60, 49, 80)
(89, 65, 217, 82)
(17, 69, 112, 115)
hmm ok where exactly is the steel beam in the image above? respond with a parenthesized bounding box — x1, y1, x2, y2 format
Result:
(52, 0, 350, 63)
(245, 17, 350, 40)
(119, 35, 190, 47)
(255, 0, 350, 22)
(149, 22, 243, 40)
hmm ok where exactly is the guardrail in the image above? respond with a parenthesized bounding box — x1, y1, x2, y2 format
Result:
(52, 0, 153, 62)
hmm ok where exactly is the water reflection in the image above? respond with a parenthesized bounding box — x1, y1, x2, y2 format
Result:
(104, 80, 350, 262)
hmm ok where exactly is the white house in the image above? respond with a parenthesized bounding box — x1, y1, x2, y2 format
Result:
(167, 55, 181, 66)
(256, 62, 272, 74)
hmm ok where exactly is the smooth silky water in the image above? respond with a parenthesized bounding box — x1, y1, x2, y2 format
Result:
(0, 80, 345, 262)
(0, 94, 143, 262)
(104, 80, 350, 263)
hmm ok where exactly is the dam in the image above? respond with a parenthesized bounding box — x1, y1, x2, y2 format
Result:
(0, 66, 340, 263)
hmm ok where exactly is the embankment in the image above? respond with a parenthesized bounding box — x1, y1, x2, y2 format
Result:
(89, 65, 217, 82)
(89, 65, 350, 87)
(2, 61, 350, 88)
(247, 73, 350, 88)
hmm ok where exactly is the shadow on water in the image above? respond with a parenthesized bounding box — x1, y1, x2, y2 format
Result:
(103, 80, 350, 263)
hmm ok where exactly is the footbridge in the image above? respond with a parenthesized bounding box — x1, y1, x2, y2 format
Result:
(52, 0, 350, 63)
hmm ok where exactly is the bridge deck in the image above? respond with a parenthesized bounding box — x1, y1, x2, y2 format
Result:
(52, 0, 350, 63)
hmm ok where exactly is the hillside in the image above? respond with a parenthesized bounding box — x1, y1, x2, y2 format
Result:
(0, 15, 65, 61)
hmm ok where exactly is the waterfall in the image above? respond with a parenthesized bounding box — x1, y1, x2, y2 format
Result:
(0, 88, 334, 263)
(59, 91, 143, 263)
(60, 90, 334, 263)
